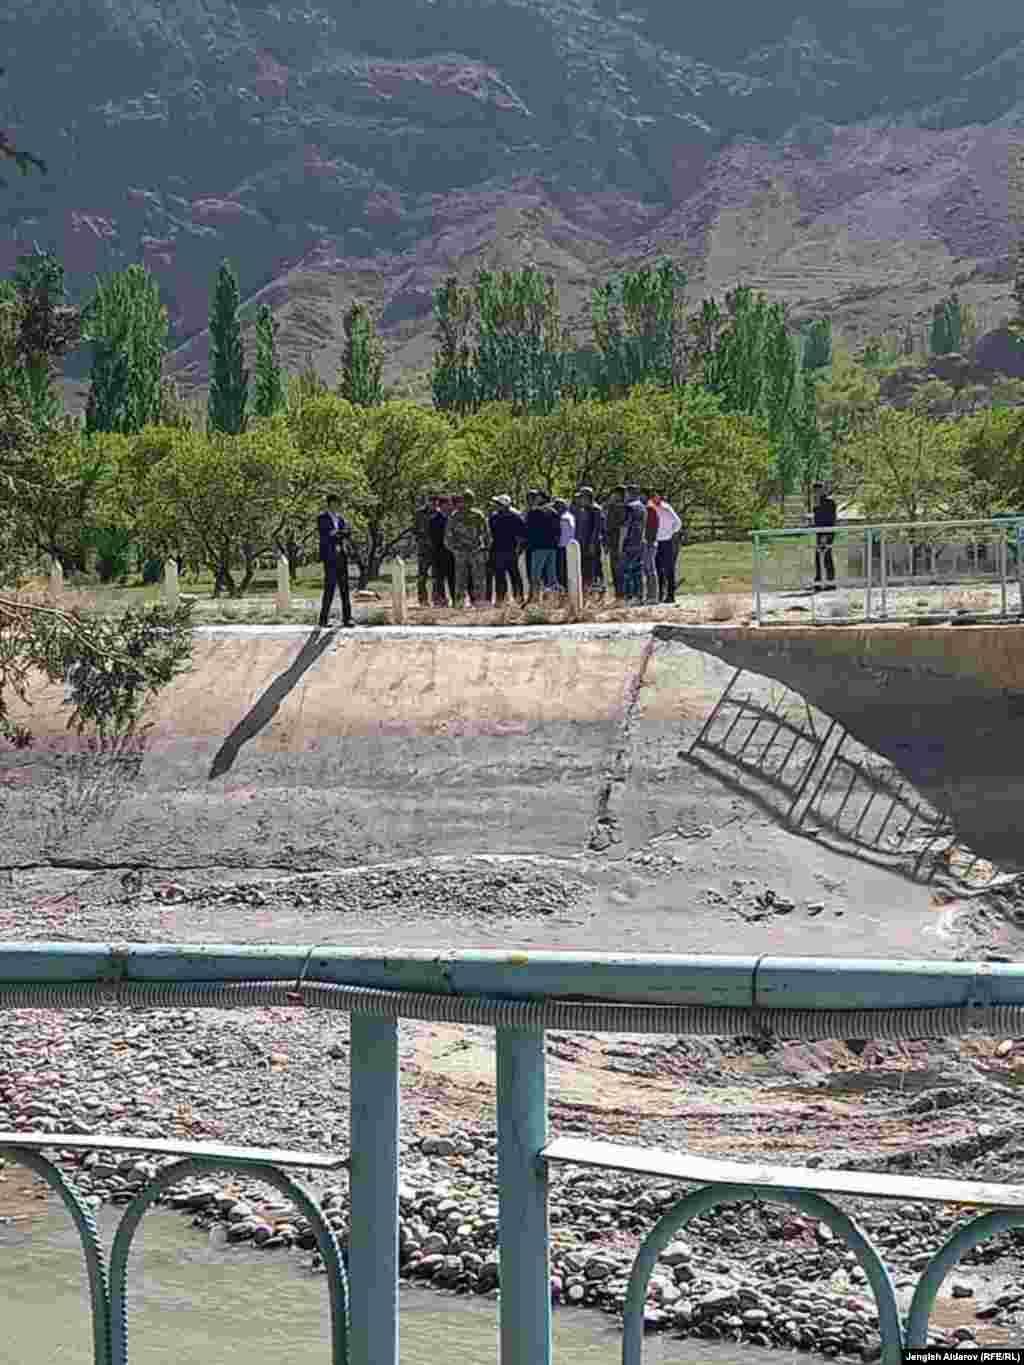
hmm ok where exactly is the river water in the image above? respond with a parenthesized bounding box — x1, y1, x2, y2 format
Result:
(0, 1205, 792, 1365)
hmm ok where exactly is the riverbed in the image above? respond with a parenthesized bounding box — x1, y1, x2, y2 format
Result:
(0, 1205, 794, 1365)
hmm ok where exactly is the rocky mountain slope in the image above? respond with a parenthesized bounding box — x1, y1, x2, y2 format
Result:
(2, 1, 1024, 399)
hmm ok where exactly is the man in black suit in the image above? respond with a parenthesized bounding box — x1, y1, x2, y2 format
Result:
(812, 481, 837, 591)
(318, 494, 355, 628)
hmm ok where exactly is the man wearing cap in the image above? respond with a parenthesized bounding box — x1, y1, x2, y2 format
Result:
(444, 488, 490, 607)
(413, 490, 436, 607)
(489, 494, 527, 604)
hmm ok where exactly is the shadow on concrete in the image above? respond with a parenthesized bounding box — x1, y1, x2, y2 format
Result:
(684, 669, 992, 890)
(208, 628, 336, 781)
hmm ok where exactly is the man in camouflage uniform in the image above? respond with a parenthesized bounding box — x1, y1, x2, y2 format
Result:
(444, 488, 490, 606)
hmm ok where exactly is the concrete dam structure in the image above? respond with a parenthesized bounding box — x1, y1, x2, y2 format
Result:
(656, 623, 1024, 875)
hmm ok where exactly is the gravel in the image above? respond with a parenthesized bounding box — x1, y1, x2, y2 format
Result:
(145, 863, 593, 922)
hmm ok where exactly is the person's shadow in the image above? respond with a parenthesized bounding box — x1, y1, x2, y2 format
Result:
(208, 628, 339, 780)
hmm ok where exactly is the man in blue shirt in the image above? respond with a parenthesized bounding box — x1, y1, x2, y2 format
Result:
(317, 494, 355, 628)
(524, 489, 560, 601)
(489, 494, 527, 604)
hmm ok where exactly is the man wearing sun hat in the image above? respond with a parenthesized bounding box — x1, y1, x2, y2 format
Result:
(489, 493, 527, 604)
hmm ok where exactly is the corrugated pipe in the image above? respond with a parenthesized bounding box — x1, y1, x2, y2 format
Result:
(0, 978, 1020, 1039)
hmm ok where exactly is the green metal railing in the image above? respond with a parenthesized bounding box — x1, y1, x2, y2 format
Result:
(4, 943, 1024, 1363)
(750, 516, 1024, 625)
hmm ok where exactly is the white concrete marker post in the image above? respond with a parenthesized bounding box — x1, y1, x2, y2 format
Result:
(566, 539, 583, 616)
(391, 556, 408, 625)
(276, 551, 291, 613)
(49, 556, 64, 599)
(163, 558, 180, 609)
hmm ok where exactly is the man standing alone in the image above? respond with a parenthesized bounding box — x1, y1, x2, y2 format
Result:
(318, 494, 355, 628)
(813, 482, 837, 591)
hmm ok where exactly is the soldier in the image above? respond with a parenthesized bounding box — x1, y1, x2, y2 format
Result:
(413, 491, 436, 606)
(444, 488, 490, 607)
(605, 485, 627, 599)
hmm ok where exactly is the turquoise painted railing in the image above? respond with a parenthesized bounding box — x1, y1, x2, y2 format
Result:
(4, 943, 1024, 1364)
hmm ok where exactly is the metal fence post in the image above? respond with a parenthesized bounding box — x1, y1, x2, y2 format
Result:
(349, 1013, 400, 1365)
(999, 531, 1008, 618)
(752, 533, 763, 625)
(879, 530, 887, 620)
(864, 528, 873, 622)
(496, 1027, 550, 1365)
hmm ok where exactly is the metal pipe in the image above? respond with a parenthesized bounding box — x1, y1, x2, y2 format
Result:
(864, 527, 872, 621)
(7, 943, 1024, 1013)
(349, 1015, 399, 1365)
(1000, 531, 1008, 617)
(879, 528, 887, 619)
(497, 1028, 550, 1365)
(752, 532, 763, 625)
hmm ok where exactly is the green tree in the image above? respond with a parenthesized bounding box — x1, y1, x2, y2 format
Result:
(339, 301, 384, 408)
(252, 304, 285, 420)
(0, 393, 192, 748)
(802, 317, 832, 371)
(929, 292, 965, 357)
(845, 408, 967, 523)
(431, 268, 572, 416)
(0, 250, 84, 430)
(473, 267, 572, 414)
(345, 401, 452, 586)
(957, 407, 1024, 511)
(589, 259, 687, 398)
(83, 264, 169, 435)
(431, 277, 478, 415)
(207, 261, 248, 436)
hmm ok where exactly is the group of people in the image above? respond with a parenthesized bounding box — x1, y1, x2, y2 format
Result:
(414, 485, 684, 610)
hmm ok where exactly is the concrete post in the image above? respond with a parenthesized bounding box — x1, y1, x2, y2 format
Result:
(349, 1014, 400, 1365)
(275, 552, 290, 613)
(496, 1027, 550, 1365)
(163, 558, 180, 610)
(49, 556, 64, 599)
(390, 556, 408, 624)
(566, 539, 583, 615)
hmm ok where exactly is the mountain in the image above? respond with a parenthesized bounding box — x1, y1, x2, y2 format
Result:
(2, 1, 1024, 400)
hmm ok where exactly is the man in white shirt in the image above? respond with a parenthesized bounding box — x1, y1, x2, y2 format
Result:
(652, 494, 682, 604)
(553, 498, 576, 591)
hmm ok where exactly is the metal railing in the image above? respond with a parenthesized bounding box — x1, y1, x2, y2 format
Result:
(5, 943, 1024, 1364)
(751, 517, 1024, 625)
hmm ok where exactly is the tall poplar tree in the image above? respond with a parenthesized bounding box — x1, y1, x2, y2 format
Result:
(252, 303, 285, 419)
(590, 258, 686, 398)
(84, 264, 169, 435)
(338, 301, 384, 407)
(206, 260, 248, 435)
